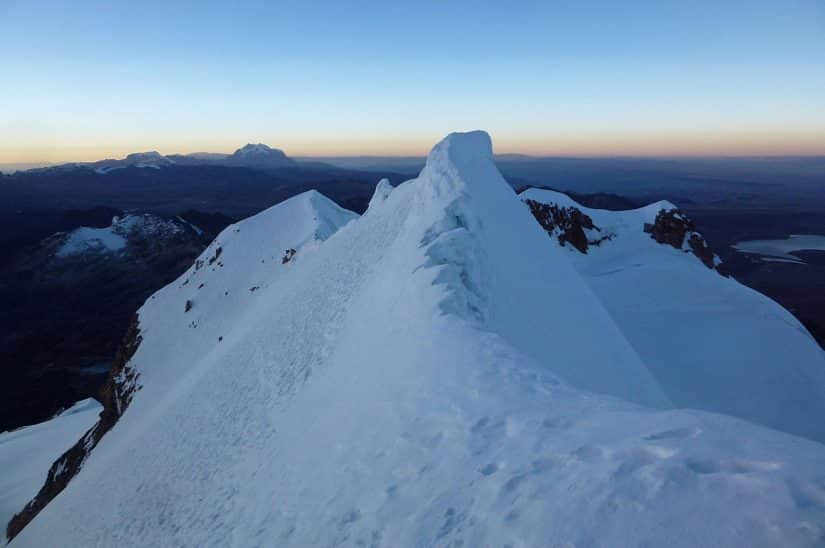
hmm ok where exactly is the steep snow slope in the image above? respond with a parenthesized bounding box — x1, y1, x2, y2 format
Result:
(11, 132, 825, 547)
(521, 188, 825, 443)
(0, 399, 101, 539)
(117, 190, 358, 401)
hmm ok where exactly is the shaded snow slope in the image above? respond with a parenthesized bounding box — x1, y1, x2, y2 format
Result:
(0, 399, 101, 543)
(521, 188, 825, 443)
(11, 133, 825, 547)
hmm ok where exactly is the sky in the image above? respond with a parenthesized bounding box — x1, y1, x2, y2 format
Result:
(1, 0, 824, 162)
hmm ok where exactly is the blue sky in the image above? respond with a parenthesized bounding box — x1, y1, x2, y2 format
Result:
(1, 0, 823, 161)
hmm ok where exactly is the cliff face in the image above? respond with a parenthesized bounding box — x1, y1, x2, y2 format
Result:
(6, 315, 143, 542)
(524, 198, 611, 253)
(643, 208, 716, 269)
(525, 193, 717, 271)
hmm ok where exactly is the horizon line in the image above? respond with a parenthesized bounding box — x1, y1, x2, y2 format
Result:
(3, 151, 825, 168)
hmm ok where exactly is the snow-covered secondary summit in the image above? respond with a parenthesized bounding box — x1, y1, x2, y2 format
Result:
(520, 188, 825, 442)
(9, 131, 825, 547)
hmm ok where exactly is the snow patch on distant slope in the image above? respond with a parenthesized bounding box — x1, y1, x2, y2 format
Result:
(55, 214, 184, 257)
(56, 225, 127, 257)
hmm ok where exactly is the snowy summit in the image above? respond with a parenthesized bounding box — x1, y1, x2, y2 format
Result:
(6, 131, 825, 547)
(90, 150, 174, 174)
(228, 143, 296, 167)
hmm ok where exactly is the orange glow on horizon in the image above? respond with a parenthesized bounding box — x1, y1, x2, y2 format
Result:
(2, 128, 824, 164)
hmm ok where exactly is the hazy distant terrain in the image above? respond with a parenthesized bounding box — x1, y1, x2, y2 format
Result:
(0, 163, 53, 174)
(319, 154, 825, 207)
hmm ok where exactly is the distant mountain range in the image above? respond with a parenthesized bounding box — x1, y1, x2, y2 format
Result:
(21, 143, 299, 175)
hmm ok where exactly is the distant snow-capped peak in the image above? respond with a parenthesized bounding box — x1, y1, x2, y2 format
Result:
(123, 151, 172, 165)
(229, 143, 295, 166)
(233, 143, 279, 156)
(92, 151, 175, 174)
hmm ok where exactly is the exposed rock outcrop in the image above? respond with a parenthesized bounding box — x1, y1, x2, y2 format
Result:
(644, 209, 716, 269)
(208, 246, 222, 265)
(6, 316, 143, 542)
(687, 233, 715, 269)
(524, 199, 610, 253)
(644, 208, 691, 248)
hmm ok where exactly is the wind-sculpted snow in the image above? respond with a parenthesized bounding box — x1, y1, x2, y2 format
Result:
(521, 187, 825, 443)
(10, 132, 825, 547)
(366, 178, 393, 213)
(415, 131, 669, 408)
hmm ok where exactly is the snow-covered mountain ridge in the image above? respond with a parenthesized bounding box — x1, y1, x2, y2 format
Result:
(520, 188, 825, 442)
(26, 143, 296, 175)
(7, 132, 825, 547)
